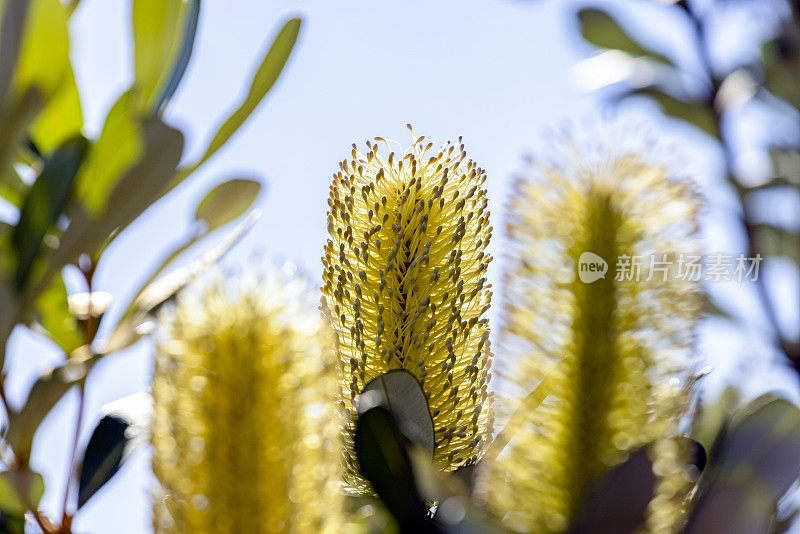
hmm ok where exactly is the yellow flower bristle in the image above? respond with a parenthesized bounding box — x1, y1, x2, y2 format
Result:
(152, 266, 342, 534)
(484, 136, 702, 534)
(322, 126, 494, 481)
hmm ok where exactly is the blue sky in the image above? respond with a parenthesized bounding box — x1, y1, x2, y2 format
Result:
(4, 0, 798, 531)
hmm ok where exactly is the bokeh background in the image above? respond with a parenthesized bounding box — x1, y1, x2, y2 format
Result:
(4, 0, 797, 531)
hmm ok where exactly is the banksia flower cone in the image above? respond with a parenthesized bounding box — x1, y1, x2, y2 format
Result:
(322, 127, 493, 481)
(484, 136, 701, 534)
(152, 267, 342, 533)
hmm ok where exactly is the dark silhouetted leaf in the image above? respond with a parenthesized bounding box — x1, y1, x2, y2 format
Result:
(577, 9, 672, 66)
(685, 398, 800, 534)
(77, 415, 129, 509)
(12, 135, 88, 288)
(568, 447, 656, 534)
(360, 370, 434, 458)
(355, 406, 439, 533)
(0, 511, 25, 534)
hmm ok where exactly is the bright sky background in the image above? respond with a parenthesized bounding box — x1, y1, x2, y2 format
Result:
(3, 0, 798, 532)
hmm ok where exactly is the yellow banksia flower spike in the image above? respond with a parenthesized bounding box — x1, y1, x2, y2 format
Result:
(484, 135, 702, 534)
(152, 266, 342, 534)
(322, 126, 494, 481)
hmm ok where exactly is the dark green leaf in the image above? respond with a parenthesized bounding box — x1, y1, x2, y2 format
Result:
(568, 447, 655, 534)
(12, 135, 88, 288)
(77, 414, 130, 508)
(195, 178, 261, 231)
(354, 406, 439, 533)
(360, 370, 434, 458)
(0, 511, 25, 534)
(168, 17, 301, 192)
(577, 9, 672, 66)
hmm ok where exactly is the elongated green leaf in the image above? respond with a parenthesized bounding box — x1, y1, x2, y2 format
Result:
(30, 64, 82, 154)
(34, 273, 82, 353)
(195, 178, 261, 231)
(154, 0, 199, 112)
(103, 210, 258, 353)
(577, 9, 672, 66)
(0, 470, 43, 515)
(169, 17, 301, 190)
(49, 118, 183, 289)
(12, 135, 89, 288)
(132, 0, 192, 113)
(0, 166, 27, 208)
(74, 92, 141, 216)
(6, 349, 95, 458)
(13, 0, 71, 98)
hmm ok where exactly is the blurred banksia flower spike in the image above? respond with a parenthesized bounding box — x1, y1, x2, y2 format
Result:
(484, 129, 702, 534)
(322, 126, 494, 479)
(152, 266, 342, 534)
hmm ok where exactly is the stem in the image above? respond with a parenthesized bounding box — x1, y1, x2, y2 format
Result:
(685, 2, 796, 372)
(60, 382, 85, 531)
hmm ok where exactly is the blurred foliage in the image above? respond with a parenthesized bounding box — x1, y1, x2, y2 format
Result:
(0, 0, 300, 531)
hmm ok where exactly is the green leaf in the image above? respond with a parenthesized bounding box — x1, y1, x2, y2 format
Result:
(154, 0, 200, 112)
(12, 135, 89, 288)
(354, 407, 438, 533)
(56, 117, 183, 272)
(0, 166, 27, 208)
(169, 17, 301, 191)
(74, 92, 141, 216)
(34, 273, 82, 354)
(761, 35, 800, 110)
(627, 88, 719, 138)
(6, 350, 95, 458)
(577, 9, 672, 66)
(29, 64, 83, 154)
(0, 470, 44, 515)
(132, 0, 193, 113)
(102, 210, 258, 353)
(568, 447, 655, 534)
(12, 0, 71, 99)
(360, 370, 434, 458)
(195, 178, 261, 231)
